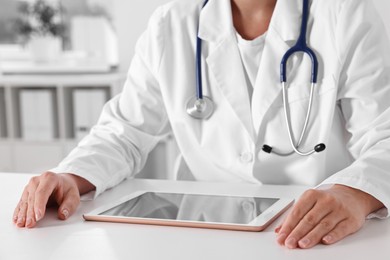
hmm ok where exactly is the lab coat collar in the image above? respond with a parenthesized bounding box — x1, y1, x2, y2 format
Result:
(270, 0, 303, 42)
(198, 0, 234, 43)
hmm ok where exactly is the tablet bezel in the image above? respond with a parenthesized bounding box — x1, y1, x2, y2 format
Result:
(83, 191, 294, 232)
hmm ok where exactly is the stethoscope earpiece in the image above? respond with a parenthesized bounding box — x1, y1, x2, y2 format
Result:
(262, 145, 273, 154)
(262, 143, 326, 156)
(314, 143, 326, 153)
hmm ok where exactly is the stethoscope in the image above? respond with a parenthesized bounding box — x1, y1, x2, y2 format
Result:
(186, 0, 326, 156)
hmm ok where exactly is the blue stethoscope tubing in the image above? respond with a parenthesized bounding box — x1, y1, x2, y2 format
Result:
(263, 0, 325, 156)
(185, 0, 214, 119)
(186, 0, 326, 156)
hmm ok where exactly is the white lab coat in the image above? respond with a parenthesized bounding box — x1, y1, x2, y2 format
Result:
(51, 0, 390, 217)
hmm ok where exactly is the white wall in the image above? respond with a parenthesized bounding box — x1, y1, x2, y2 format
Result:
(112, 0, 171, 72)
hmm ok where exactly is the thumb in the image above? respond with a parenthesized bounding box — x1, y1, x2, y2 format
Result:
(58, 189, 80, 220)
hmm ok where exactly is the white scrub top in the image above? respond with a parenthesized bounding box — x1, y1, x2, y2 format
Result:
(236, 32, 267, 100)
(51, 0, 390, 218)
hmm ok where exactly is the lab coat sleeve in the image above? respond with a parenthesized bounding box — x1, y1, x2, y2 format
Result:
(50, 7, 170, 198)
(318, 0, 390, 218)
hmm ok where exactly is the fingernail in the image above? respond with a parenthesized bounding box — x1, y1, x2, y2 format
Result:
(35, 210, 42, 222)
(17, 217, 24, 226)
(299, 238, 311, 248)
(62, 209, 69, 219)
(13, 215, 18, 223)
(26, 218, 32, 227)
(286, 237, 297, 249)
(323, 235, 333, 244)
(277, 232, 287, 244)
(275, 226, 281, 233)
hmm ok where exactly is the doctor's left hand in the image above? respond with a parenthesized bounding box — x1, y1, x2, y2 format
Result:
(275, 184, 384, 249)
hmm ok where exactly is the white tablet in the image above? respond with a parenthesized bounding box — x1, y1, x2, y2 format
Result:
(83, 191, 294, 232)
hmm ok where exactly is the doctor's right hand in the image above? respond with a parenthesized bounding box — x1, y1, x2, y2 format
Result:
(13, 172, 94, 228)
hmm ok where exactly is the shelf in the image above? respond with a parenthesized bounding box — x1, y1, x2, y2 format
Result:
(0, 73, 126, 87)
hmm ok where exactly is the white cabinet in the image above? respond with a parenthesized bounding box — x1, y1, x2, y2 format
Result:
(13, 141, 64, 173)
(0, 142, 12, 172)
(0, 74, 120, 173)
(0, 73, 177, 179)
(0, 73, 124, 174)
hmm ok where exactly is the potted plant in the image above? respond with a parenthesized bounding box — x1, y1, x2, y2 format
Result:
(15, 0, 65, 62)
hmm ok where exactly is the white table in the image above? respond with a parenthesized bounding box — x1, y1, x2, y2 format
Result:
(1, 173, 389, 260)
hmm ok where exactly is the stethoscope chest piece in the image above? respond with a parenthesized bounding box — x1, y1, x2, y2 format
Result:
(186, 96, 214, 119)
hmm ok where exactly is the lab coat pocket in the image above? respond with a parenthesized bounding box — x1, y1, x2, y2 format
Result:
(284, 75, 337, 105)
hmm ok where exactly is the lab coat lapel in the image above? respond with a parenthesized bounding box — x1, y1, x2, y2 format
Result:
(199, 0, 255, 140)
(206, 36, 256, 140)
(251, 0, 303, 135)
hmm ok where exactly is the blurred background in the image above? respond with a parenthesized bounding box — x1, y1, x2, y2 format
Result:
(0, 0, 389, 178)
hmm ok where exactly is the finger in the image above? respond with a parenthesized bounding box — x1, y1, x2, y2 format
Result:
(13, 201, 20, 224)
(277, 190, 318, 245)
(34, 172, 59, 222)
(16, 178, 39, 227)
(297, 212, 344, 249)
(322, 217, 364, 246)
(16, 194, 28, 227)
(274, 224, 282, 234)
(58, 188, 80, 220)
(13, 191, 26, 224)
(284, 205, 333, 249)
(25, 192, 36, 228)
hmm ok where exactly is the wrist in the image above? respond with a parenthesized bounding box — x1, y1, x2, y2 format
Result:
(60, 173, 95, 195)
(332, 184, 384, 216)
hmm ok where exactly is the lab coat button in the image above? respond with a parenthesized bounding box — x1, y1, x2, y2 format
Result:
(240, 152, 253, 163)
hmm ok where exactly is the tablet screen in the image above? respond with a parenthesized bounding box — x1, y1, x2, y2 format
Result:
(99, 192, 279, 225)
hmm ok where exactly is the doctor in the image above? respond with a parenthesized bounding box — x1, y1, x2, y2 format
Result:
(13, 0, 390, 249)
